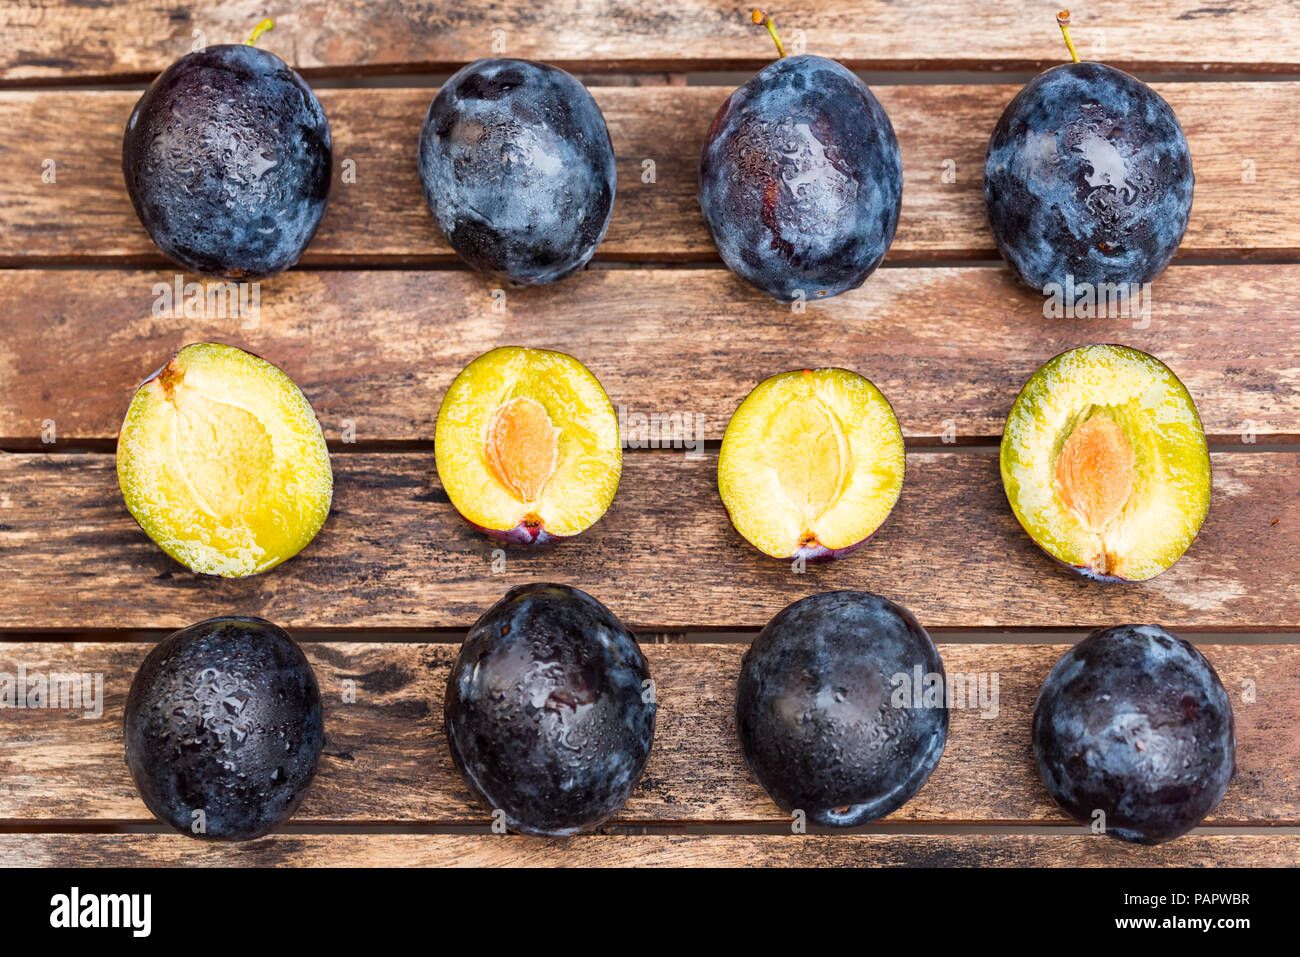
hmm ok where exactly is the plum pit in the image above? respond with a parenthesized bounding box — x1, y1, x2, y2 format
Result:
(1054, 413, 1135, 531)
(485, 396, 560, 503)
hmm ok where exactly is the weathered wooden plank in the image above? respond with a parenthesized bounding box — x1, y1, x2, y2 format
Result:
(0, 642, 1291, 827)
(0, 832, 1294, 868)
(4, 2, 1300, 82)
(1, 84, 1296, 264)
(1, 265, 1296, 445)
(0, 451, 1293, 630)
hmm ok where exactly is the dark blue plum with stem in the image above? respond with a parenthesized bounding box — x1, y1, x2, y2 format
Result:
(123, 616, 325, 842)
(736, 591, 948, 827)
(1033, 624, 1235, 845)
(444, 583, 655, 835)
(122, 43, 332, 279)
(418, 59, 617, 285)
(698, 54, 902, 302)
(983, 61, 1193, 295)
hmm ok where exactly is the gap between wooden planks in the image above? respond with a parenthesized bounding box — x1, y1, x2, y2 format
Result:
(1, 834, 1297, 868)
(1, 265, 1297, 445)
(4, 0, 1300, 81)
(0, 451, 1293, 631)
(0, 642, 1293, 827)
(0, 84, 1296, 263)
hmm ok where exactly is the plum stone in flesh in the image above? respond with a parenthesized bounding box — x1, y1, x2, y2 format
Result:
(418, 59, 617, 284)
(984, 61, 1193, 295)
(736, 591, 948, 826)
(444, 584, 655, 835)
(122, 44, 332, 279)
(698, 55, 902, 302)
(433, 346, 622, 545)
(123, 617, 325, 842)
(1000, 344, 1210, 582)
(1033, 624, 1235, 844)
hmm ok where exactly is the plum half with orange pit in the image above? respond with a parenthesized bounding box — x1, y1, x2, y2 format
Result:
(718, 368, 905, 562)
(435, 347, 621, 545)
(1000, 344, 1211, 581)
(116, 343, 333, 578)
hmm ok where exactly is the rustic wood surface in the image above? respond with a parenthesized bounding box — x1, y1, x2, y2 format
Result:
(4, 1, 1300, 81)
(2, 265, 1297, 446)
(0, 642, 1291, 826)
(2, 84, 1296, 265)
(2, 833, 1295, 868)
(0, 451, 1293, 631)
(1, 0, 1297, 869)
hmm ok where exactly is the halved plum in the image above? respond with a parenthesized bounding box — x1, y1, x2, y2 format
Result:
(1001, 344, 1211, 581)
(718, 369, 905, 561)
(117, 343, 333, 578)
(434, 347, 621, 544)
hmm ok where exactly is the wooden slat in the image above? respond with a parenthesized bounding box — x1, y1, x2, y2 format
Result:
(4, 2, 1300, 81)
(2, 84, 1297, 264)
(2, 265, 1297, 445)
(1, 832, 1295, 867)
(0, 451, 1293, 631)
(0, 642, 1293, 826)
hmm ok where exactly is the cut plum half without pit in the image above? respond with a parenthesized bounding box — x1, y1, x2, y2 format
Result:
(435, 346, 622, 544)
(718, 368, 905, 561)
(116, 342, 333, 578)
(1000, 344, 1211, 582)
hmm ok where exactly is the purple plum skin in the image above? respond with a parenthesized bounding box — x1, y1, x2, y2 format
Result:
(984, 62, 1193, 296)
(736, 591, 948, 827)
(123, 617, 324, 842)
(122, 45, 332, 279)
(698, 55, 902, 302)
(444, 584, 655, 836)
(418, 59, 616, 284)
(791, 539, 865, 564)
(470, 519, 564, 547)
(1033, 624, 1236, 845)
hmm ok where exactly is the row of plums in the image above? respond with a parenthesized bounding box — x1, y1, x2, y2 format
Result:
(122, 12, 1194, 299)
(125, 589, 1236, 844)
(118, 339, 1211, 583)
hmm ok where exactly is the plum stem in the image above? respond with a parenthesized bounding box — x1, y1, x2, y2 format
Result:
(1056, 10, 1080, 63)
(245, 17, 275, 47)
(751, 9, 787, 58)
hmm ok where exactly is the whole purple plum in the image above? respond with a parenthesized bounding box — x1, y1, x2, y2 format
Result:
(1033, 624, 1235, 844)
(736, 591, 948, 826)
(124, 616, 325, 842)
(418, 59, 616, 284)
(698, 54, 902, 302)
(123, 44, 332, 279)
(444, 584, 655, 835)
(984, 62, 1193, 295)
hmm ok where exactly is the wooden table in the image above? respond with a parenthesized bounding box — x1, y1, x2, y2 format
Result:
(0, 1, 1296, 867)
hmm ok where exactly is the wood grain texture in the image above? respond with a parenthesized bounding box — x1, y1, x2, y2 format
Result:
(4, 1, 1300, 81)
(1, 84, 1296, 264)
(0, 642, 1292, 827)
(2, 265, 1297, 445)
(2, 1, 1296, 873)
(0, 451, 1293, 631)
(1, 832, 1295, 868)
